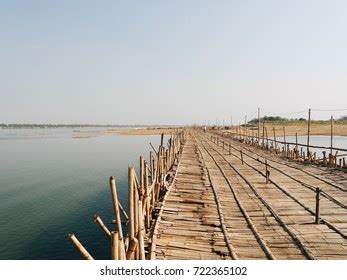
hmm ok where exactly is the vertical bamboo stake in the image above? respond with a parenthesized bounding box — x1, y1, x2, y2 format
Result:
(251, 124, 254, 144)
(68, 233, 94, 260)
(109, 176, 126, 259)
(134, 179, 139, 259)
(265, 159, 269, 184)
(160, 133, 164, 147)
(111, 231, 119, 260)
(265, 127, 268, 149)
(138, 200, 145, 260)
(244, 115, 247, 142)
(330, 115, 333, 160)
(165, 149, 169, 171)
(258, 107, 260, 145)
(273, 127, 277, 151)
(140, 156, 144, 191)
(229, 143, 231, 155)
(283, 126, 286, 156)
(128, 167, 135, 241)
(144, 162, 150, 231)
(262, 120, 265, 147)
(240, 150, 244, 165)
(126, 238, 138, 260)
(307, 108, 311, 156)
(295, 132, 298, 156)
(315, 188, 321, 224)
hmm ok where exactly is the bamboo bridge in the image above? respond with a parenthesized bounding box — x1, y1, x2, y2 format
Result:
(69, 128, 347, 260)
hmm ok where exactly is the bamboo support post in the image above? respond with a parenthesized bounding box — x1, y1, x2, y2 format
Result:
(283, 126, 286, 156)
(126, 238, 138, 260)
(109, 176, 126, 258)
(128, 167, 135, 240)
(315, 188, 321, 224)
(240, 150, 244, 165)
(258, 107, 260, 145)
(111, 231, 119, 260)
(262, 120, 265, 147)
(140, 156, 144, 191)
(118, 201, 129, 222)
(307, 108, 311, 156)
(134, 180, 139, 259)
(160, 133, 164, 147)
(138, 200, 145, 260)
(94, 214, 111, 239)
(144, 162, 150, 231)
(244, 115, 247, 141)
(265, 127, 268, 149)
(330, 115, 333, 158)
(295, 132, 298, 150)
(150, 142, 158, 157)
(273, 127, 277, 151)
(265, 160, 270, 184)
(68, 233, 94, 260)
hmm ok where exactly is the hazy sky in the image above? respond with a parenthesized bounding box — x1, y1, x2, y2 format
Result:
(1, 0, 346, 125)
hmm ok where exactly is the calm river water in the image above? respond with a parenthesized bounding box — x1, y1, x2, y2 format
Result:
(0, 129, 346, 260)
(0, 128, 161, 260)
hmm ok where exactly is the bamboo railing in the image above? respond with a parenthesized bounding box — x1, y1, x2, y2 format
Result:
(68, 131, 186, 260)
(211, 127, 347, 169)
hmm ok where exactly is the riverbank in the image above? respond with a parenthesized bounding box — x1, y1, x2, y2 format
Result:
(73, 127, 181, 138)
(241, 122, 347, 137)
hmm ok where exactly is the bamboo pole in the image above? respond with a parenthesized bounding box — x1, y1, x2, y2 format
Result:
(144, 162, 150, 231)
(140, 156, 144, 191)
(138, 200, 145, 260)
(160, 133, 164, 147)
(150, 142, 159, 157)
(265, 127, 268, 149)
(111, 231, 119, 260)
(258, 107, 260, 144)
(128, 167, 135, 240)
(244, 115, 247, 142)
(262, 120, 265, 147)
(307, 108, 311, 156)
(109, 176, 126, 258)
(283, 126, 286, 156)
(68, 233, 94, 260)
(126, 238, 138, 260)
(330, 115, 333, 160)
(134, 179, 139, 259)
(93, 214, 111, 239)
(240, 150, 244, 165)
(273, 127, 277, 151)
(295, 132, 298, 156)
(118, 201, 129, 222)
(315, 188, 321, 224)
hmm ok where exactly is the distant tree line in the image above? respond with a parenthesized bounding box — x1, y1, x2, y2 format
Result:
(246, 115, 347, 124)
(248, 116, 306, 124)
(0, 124, 149, 129)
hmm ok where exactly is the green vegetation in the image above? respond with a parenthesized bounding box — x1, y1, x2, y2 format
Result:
(248, 116, 306, 124)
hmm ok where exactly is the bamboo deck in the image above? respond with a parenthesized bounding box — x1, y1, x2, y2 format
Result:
(151, 131, 347, 260)
(69, 129, 347, 260)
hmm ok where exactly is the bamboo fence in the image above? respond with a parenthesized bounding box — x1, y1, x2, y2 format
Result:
(68, 131, 185, 260)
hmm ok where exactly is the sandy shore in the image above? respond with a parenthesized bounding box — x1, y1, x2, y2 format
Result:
(73, 127, 182, 138)
(235, 122, 347, 137)
(72, 123, 347, 138)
